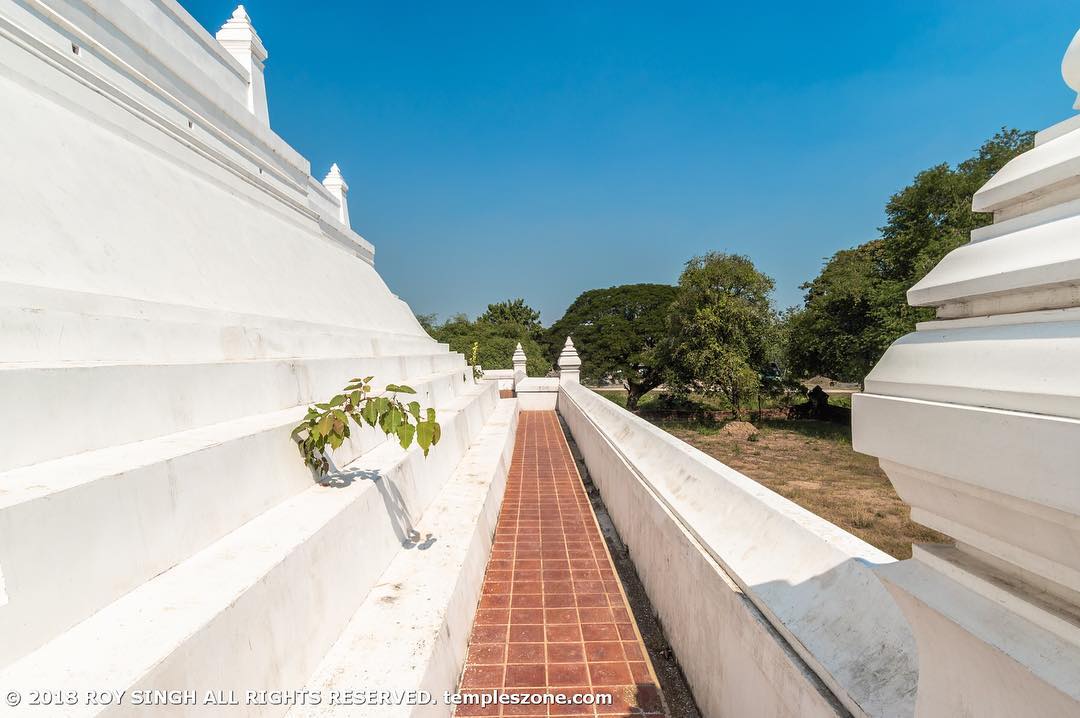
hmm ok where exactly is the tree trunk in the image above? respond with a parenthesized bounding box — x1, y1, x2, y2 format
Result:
(625, 382, 646, 411)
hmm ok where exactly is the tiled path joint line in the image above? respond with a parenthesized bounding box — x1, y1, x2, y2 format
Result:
(455, 411, 668, 717)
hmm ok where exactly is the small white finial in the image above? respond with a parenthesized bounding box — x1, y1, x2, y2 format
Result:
(558, 336, 581, 384)
(321, 163, 350, 227)
(216, 4, 269, 123)
(323, 163, 346, 187)
(1063, 28, 1080, 110)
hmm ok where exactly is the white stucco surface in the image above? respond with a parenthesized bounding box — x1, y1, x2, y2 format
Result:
(0, 1, 519, 712)
(854, 31, 1080, 715)
(558, 382, 916, 718)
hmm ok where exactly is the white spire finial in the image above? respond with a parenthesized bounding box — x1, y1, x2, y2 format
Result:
(557, 336, 581, 385)
(321, 163, 350, 228)
(1063, 28, 1080, 110)
(216, 5, 270, 124)
(511, 342, 528, 387)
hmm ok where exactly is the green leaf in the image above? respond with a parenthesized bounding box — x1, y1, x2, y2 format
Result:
(394, 384, 417, 395)
(396, 422, 415, 450)
(417, 420, 436, 453)
(380, 406, 404, 435)
(361, 399, 380, 427)
(328, 395, 346, 407)
(407, 401, 421, 420)
(350, 390, 362, 406)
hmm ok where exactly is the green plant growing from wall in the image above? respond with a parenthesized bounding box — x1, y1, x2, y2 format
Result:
(470, 342, 484, 383)
(291, 376, 441, 475)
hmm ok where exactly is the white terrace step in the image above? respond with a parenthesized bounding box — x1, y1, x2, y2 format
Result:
(0, 283, 445, 364)
(0, 372, 495, 669)
(291, 399, 519, 718)
(0, 304, 443, 364)
(0, 383, 502, 718)
(0, 352, 468, 471)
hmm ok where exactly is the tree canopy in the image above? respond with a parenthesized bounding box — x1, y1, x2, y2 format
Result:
(664, 253, 776, 416)
(426, 312, 549, 376)
(477, 298, 543, 339)
(786, 127, 1034, 384)
(545, 283, 678, 409)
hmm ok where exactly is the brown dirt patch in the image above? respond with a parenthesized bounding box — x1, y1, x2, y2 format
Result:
(721, 421, 758, 440)
(657, 419, 949, 559)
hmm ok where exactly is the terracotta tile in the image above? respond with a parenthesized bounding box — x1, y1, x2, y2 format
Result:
(509, 624, 545, 643)
(461, 664, 504, 689)
(588, 662, 633, 685)
(581, 623, 619, 641)
(584, 642, 624, 662)
(470, 624, 507, 643)
(574, 580, 604, 594)
(507, 642, 546, 663)
(475, 609, 509, 626)
(511, 608, 544, 625)
(575, 593, 606, 607)
(504, 663, 546, 688)
(454, 414, 667, 717)
(548, 662, 590, 686)
(547, 642, 585, 662)
(546, 624, 583, 642)
(579, 607, 614, 623)
(628, 662, 652, 683)
(479, 594, 510, 609)
(544, 580, 573, 595)
(467, 642, 506, 665)
(545, 608, 578, 624)
(511, 593, 543, 608)
(482, 581, 511, 595)
(514, 569, 542, 582)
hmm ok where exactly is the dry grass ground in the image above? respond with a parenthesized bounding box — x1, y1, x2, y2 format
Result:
(592, 389, 947, 559)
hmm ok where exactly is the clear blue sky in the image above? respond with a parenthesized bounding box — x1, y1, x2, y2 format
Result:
(184, 1, 1077, 323)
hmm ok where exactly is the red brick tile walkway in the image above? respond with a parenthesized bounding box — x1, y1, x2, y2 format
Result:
(455, 412, 668, 717)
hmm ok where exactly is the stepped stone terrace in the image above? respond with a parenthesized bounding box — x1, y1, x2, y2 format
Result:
(1, 2, 1079, 717)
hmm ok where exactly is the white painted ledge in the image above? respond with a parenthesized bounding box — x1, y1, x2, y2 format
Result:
(558, 383, 916, 718)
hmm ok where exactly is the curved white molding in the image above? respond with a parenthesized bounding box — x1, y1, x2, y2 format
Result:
(864, 319, 1080, 419)
(908, 210, 1080, 308)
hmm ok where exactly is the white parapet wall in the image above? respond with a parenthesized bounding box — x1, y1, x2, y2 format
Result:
(852, 30, 1080, 717)
(558, 382, 917, 718)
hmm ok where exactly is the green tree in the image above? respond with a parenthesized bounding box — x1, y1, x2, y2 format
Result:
(664, 253, 776, 417)
(546, 283, 678, 410)
(477, 298, 543, 339)
(416, 313, 438, 334)
(789, 127, 1034, 383)
(784, 242, 883, 383)
(429, 314, 550, 376)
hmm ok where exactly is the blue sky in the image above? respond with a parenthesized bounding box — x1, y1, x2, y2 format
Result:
(185, 1, 1077, 322)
